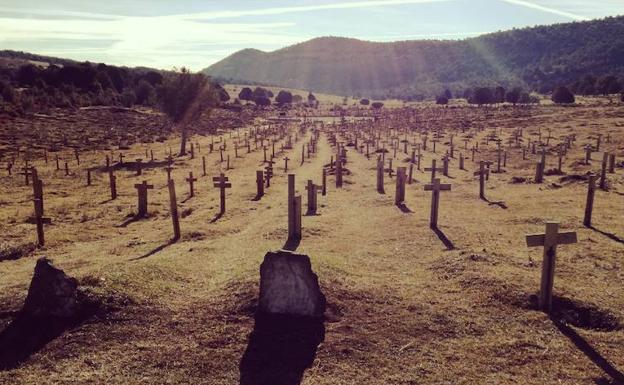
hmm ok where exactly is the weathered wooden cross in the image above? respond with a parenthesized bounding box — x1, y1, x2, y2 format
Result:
(213, 173, 231, 214)
(525, 221, 577, 312)
(134, 181, 154, 217)
(424, 178, 451, 228)
(186, 171, 197, 198)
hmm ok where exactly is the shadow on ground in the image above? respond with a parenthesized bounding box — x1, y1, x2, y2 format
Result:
(239, 312, 325, 385)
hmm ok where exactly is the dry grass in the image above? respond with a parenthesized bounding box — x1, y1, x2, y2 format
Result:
(0, 101, 623, 385)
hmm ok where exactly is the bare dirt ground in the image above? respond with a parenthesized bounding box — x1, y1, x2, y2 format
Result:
(0, 101, 623, 385)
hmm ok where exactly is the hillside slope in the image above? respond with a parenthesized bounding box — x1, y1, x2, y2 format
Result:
(203, 16, 624, 99)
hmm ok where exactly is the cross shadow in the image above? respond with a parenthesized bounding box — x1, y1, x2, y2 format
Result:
(483, 197, 508, 209)
(210, 212, 224, 223)
(129, 240, 176, 261)
(282, 237, 301, 252)
(431, 226, 455, 250)
(117, 214, 146, 228)
(551, 317, 624, 384)
(588, 226, 624, 245)
(0, 302, 98, 370)
(239, 312, 325, 385)
(396, 203, 413, 213)
(181, 195, 194, 204)
(252, 193, 264, 202)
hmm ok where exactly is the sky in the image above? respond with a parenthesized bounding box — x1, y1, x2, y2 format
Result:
(0, 0, 622, 70)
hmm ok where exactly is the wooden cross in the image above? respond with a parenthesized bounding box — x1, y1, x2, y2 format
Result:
(256, 170, 264, 198)
(136, 158, 143, 176)
(283, 156, 290, 172)
(305, 179, 321, 215)
(474, 161, 488, 200)
(336, 157, 343, 188)
(134, 181, 154, 217)
(424, 178, 451, 228)
(167, 179, 181, 241)
(118, 152, 125, 165)
(425, 159, 444, 182)
(186, 171, 197, 198)
(526, 221, 577, 312)
(19, 167, 32, 186)
(287, 174, 302, 240)
(109, 168, 117, 200)
(165, 166, 174, 181)
(583, 174, 598, 227)
(213, 173, 231, 214)
(265, 159, 274, 187)
(395, 167, 406, 205)
(599, 153, 608, 190)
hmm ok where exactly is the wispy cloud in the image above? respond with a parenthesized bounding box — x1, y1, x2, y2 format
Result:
(499, 0, 590, 20)
(181, 0, 450, 20)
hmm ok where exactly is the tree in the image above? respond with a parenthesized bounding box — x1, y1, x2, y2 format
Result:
(275, 90, 293, 105)
(596, 75, 622, 95)
(238, 87, 253, 101)
(292, 94, 303, 103)
(135, 80, 155, 105)
(359, 98, 370, 106)
(307, 92, 316, 103)
(157, 68, 218, 156)
(494, 86, 506, 103)
(215, 84, 230, 102)
(371, 101, 384, 109)
(471, 87, 494, 105)
(121, 89, 136, 107)
(0, 80, 15, 103)
(253, 87, 270, 100)
(505, 87, 522, 105)
(436, 95, 448, 105)
(621, 92, 624, 102)
(254, 95, 271, 107)
(443, 89, 452, 99)
(552, 86, 575, 104)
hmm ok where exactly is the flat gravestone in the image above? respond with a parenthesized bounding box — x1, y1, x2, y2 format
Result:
(258, 251, 325, 317)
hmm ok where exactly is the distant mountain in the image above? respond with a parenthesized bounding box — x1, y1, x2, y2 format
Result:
(203, 16, 624, 99)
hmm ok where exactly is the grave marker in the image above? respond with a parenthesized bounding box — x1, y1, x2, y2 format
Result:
(424, 178, 451, 228)
(134, 181, 154, 217)
(213, 173, 231, 214)
(186, 171, 197, 198)
(167, 179, 181, 241)
(525, 221, 577, 313)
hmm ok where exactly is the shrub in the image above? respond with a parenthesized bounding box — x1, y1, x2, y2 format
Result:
(505, 87, 522, 105)
(254, 96, 271, 107)
(275, 90, 293, 105)
(552, 86, 575, 104)
(359, 98, 370, 105)
(135, 80, 155, 105)
(121, 89, 136, 107)
(471, 87, 494, 105)
(0, 80, 14, 103)
(371, 101, 384, 109)
(436, 95, 449, 105)
(238, 87, 253, 101)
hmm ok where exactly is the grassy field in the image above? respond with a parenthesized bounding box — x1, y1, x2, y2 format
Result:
(0, 101, 623, 384)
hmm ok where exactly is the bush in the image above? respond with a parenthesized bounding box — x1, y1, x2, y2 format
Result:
(238, 87, 253, 101)
(135, 80, 155, 105)
(471, 87, 494, 105)
(307, 92, 316, 103)
(275, 90, 293, 105)
(371, 101, 384, 109)
(436, 95, 448, 105)
(0, 80, 14, 103)
(505, 87, 522, 105)
(121, 89, 136, 107)
(552, 86, 575, 104)
(359, 98, 370, 105)
(254, 96, 271, 107)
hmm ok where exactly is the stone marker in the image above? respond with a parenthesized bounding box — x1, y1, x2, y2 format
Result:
(525, 221, 577, 313)
(287, 174, 302, 240)
(22, 257, 81, 319)
(258, 251, 326, 317)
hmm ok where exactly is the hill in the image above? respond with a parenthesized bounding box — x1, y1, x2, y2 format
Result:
(203, 16, 624, 99)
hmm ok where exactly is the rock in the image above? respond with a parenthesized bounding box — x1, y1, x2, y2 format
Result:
(258, 251, 326, 318)
(22, 257, 80, 318)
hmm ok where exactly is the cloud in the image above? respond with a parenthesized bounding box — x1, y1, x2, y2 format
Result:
(180, 0, 450, 20)
(499, 0, 590, 20)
